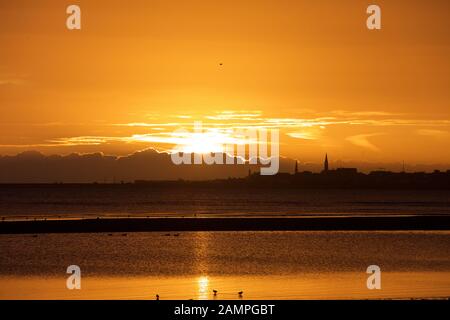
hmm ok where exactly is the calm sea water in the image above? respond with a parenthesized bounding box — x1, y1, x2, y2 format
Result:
(1, 231, 449, 299)
(0, 186, 449, 219)
(1, 186, 449, 299)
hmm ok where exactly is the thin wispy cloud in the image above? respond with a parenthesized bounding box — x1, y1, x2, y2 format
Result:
(48, 136, 126, 146)
(113, 122, 183, 127)
(347, 119, 450, 126)
(0, 78, 25, 86)
(0, 71, 27, 86)
(346, 133, 384, 152)
(417, 129, 449, 138)
(286, 132, 318, 140)
(175, 115, 192, 119)
(47, 129, 257, 153)
(205, 110, 263, 121)
(2, 110, 449, 154)
(112, 110, 450, 132)
(330, 110, 401, 117)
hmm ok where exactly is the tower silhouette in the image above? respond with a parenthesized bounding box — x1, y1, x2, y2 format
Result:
(295, 161, 298, 174)
(324, 153, 329, 173)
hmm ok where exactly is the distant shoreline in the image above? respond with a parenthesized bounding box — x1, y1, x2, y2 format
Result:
(1, 172, 450, 189)
(1, 216, 449, 234)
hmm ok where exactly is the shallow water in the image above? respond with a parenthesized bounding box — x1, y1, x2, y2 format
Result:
(0, 231, 449, 299)
(1, 187, 450, 220)
(1, 272, 449, 300)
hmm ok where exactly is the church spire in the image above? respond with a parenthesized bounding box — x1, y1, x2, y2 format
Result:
(324, 153, 329, 173)
(294, 161, 298, 174)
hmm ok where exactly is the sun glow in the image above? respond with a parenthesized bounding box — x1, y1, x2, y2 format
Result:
(126, 127, 257, 155)
(169, 124, 255, 154)
(176, 131, 226, 154)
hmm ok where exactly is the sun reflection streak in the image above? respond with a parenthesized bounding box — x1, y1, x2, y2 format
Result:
(197, 276, 210, 300)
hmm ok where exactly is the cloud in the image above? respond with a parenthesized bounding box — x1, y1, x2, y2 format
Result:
(112, 110, 450, 134)
(45, 125, 261, 153)
(0, 78, 25, 86)
(205, 110, 263, 121)
(346, 133, 383, 152)
(347, 119, 450, 126)
(286, 126, 324, 140)
(417, 129, 449, 138)
(330, 110, 401, 117)
(175, 115, 192, 119)
(0, 149, 295, 183)
(47, 136, 123, 146)
(2, 110, 449, 154)
(286, 132, 317, 140)
(1, 150, 448, 183)
(113, 122, 182, 127)
(0, 72, 26, 86)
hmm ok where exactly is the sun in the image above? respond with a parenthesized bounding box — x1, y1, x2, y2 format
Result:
(177, 131, 225, 154)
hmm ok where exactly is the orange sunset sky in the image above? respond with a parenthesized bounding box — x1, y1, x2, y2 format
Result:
(0, 0, 449, 166)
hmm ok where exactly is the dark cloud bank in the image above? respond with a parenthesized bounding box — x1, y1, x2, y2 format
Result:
(0, 149, 448, 183)
(0, 149, 293, 183)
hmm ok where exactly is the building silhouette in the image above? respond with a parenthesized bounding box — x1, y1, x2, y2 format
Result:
(135, 152, 450, 190)
(323, 153, 329, 173)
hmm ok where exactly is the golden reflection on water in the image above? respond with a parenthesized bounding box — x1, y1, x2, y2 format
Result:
(1, 272, 450, 300)
(1, 231, 449, 299)
(197, 276, 209, 300)
(193, 232, 211, 275)
(191, 232, 212, 299)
